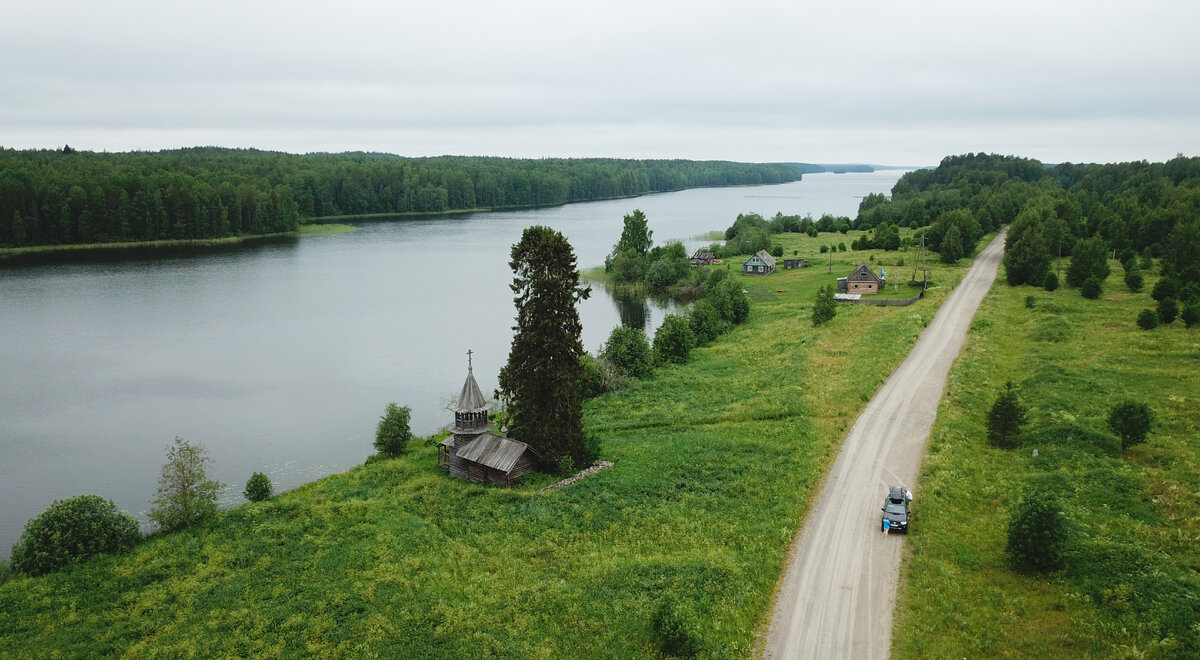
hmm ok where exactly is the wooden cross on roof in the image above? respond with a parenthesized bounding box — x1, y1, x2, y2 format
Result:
(467, 349, 473, 371)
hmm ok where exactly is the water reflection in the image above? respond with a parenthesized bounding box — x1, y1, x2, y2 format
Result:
(614, 292, 649, 330)
(0, 234, 300, 268)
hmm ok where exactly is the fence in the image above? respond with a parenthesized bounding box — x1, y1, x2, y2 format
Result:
(847, 289, 925, 307)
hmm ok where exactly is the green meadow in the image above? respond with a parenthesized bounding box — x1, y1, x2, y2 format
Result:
(0, 230, 967, 658)
(894, 260, 1200, 658)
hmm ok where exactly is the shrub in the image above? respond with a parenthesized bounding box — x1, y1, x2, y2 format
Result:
(646, 259, 679, 288)
(1124, 267, 1143, 292)
(1108, 401, 1153, 453)
(1151, 277, 1178, 302)
(579, 353, 606, 398)
(149, 437, 222, 533)
(1025, 296, 1036, 309)
(703, 277, 749, 325)
(651, 596, 700, 657)
(653, 314, 696, 365)
(1157, 297, 1178, 325)
(1182, 304, 1200, 328)
(243, 472, 273, 502)
(688, 299, 728, 345)
(770, 243, 783, 258)
(1080, 275, 1102, 299)
(812, 284, 837, 326)
(1043, 272, 1059, 291)
(1007, 490, 1069, 572)
(987, 380, 1026, 449)
(600, 326, 653, 379)
(1181, 281, 1200, 305)
(819, 244, 828, 254)
(10, 495, 141, 576)
(375, 402, 413, 457)
(1065, 236, 1111, 287)
(838, 242, 847, 252)
(1137, 308, 1159, 330)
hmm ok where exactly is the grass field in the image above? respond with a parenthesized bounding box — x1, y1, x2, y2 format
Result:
(0, 230, 970, 658)
(893, 261, 1200, 658)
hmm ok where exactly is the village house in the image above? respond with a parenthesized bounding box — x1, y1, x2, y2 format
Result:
(690, 250, 717, 266)
(837, 262, 886, 294)
(742, 249, 776, 275)
(437, 352, 540, 487)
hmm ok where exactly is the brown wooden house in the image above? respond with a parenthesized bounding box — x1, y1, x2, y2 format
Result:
(837, 262, 886, 294)
(690, 250, 717, 266)
(437, 353, 540, 487)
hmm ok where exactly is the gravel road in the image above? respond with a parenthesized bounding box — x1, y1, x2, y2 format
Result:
(761, 231, 1006, 659)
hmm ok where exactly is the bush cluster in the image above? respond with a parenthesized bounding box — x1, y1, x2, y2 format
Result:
(10, 495, 140, 576)
(1006, 490, 1069, 572)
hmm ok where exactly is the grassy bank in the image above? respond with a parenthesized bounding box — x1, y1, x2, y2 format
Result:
(894, 261, 1200, 658)
(0, 225, 358, 263)
(298, 223, 356, 236)
(0, 233, 968, 658)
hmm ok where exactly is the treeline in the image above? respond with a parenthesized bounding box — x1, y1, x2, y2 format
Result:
(702, 211, 853, 259)
(855, 152, 1200, 275)
(0, 147, 801, 248)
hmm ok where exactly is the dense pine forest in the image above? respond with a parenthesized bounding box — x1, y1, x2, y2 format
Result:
(0, 147, 801, 248)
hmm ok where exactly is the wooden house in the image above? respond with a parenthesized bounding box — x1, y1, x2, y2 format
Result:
(783, 258, 806, 269)
(742, 250, 776, 275)
(837, 262, 886, 294)
(690, 250, 717, 266)
(437, 353, 540, 487)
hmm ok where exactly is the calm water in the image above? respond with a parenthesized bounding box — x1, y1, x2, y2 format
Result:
(0, 170, 905, 555)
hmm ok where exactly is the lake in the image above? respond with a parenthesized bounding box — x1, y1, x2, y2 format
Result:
(0, 170, 905, 556)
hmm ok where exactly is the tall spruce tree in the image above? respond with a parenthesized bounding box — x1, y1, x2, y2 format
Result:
(499, 226, 591, 473)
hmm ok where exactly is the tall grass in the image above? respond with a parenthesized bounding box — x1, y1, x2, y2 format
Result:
(894, 261, 1200, 659)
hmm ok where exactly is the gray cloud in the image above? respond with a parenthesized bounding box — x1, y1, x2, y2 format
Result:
(3, 0, 1198, 164)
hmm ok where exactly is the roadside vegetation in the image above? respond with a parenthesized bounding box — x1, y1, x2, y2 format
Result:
(890, 154, 1200, 659)
(0, 226, 969, 658)
(894, 263, 1199, 658)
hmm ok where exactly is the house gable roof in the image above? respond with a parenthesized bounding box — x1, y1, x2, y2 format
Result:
(848, 261, 882, 283)
(743, 250, 776, 269)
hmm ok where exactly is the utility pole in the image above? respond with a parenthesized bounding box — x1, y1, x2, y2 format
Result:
(922, 233, 928, 293)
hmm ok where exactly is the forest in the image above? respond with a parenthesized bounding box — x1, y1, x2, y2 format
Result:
(855, 153, 1200, 286)
(0, 147, 801, 248)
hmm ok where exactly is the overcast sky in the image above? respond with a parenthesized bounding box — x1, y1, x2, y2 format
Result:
(2, 0, 1198, 166)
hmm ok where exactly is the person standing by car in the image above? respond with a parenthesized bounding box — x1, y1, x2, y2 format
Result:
(882, 517, 891, 535)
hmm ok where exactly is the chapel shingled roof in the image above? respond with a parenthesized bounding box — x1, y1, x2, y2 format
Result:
(455, 433, 539, 473)
(446, 364, 494, 413)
